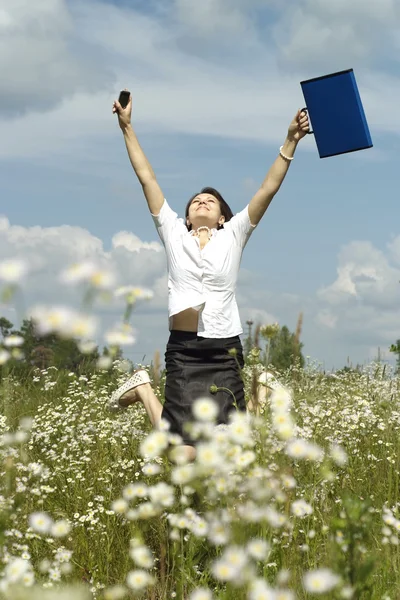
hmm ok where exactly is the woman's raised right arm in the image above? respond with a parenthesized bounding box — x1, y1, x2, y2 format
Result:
(113, 91, 164, 215)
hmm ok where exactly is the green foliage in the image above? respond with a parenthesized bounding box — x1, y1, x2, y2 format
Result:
(244, 321, 305, 371)
(2, 361, 400, 598)
(0, 317, 99, 378)
(330, 493, 376, 597)
(0, 317, 13, 338)
(389, 339, 400, 374)
(243, 320, 255, 358)
(268, 324, 304, 370)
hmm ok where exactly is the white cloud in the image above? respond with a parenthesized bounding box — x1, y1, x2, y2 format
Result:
(151, 274, 169, 308)
(0, 81, 305, 162)
(387, 235, 400, 266)
(0, 0, 113, 117)
(0, 214, 167, 316)
(305, 0, 397, 23)
(0, 216, 10, 231)
(273, 0, 399, 70)
(112, 232, 162, 253)
(173, 0, 260, 40)
(317, 238, 400, 355)
(0, 0, 399, 164)
(1, 1, 400, 370)
(318, 263, 357, 304)
(243, 308, 277, 327)
(0, 212, 171, 358)
(1, 211, 399, 367)
(0, 214, 287, 360)
(318, 241, 399, 309)
(315, 309, 337, 329)
(235, 279, 304, 337)
(0, 211, 304, 357)
(236, 234, 400, 366)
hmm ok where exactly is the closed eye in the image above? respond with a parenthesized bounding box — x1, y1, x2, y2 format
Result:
(192, 196, 216, 205)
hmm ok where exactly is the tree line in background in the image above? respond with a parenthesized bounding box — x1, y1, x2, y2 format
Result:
(243, 316, 305, 371)
(244, 317, 397, 374)
(0, 316, 102, 378)
(390, 340, 400, 374)
(3, 312, 396, 378)
(0, 313, 307, 380)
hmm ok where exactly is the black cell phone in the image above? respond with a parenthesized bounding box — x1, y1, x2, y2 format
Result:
(118, 90, 130, 109)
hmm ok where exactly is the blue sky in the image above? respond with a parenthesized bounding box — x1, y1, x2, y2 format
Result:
(1, 0, 400, 370)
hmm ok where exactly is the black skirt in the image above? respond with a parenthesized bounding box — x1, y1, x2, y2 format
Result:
(162, 330, 245, 446)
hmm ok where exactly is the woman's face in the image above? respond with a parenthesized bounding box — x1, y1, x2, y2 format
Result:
(187, 193, 225, 229)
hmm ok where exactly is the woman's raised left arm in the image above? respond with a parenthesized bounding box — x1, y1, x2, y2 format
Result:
(248, 110, 309, 226)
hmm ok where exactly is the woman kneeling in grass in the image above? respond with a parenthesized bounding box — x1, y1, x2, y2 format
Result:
(109, 90, 309, 461)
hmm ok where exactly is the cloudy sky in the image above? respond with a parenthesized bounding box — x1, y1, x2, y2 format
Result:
(1, 0, 400, 370)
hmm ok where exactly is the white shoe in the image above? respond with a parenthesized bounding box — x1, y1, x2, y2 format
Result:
(258, 371, 282, 392)
(108, 369, 151, 412)
(265, 372, 283, 391)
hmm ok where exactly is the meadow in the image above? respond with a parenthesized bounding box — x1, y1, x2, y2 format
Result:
(0, 263, 400, 599)
(1, 355, 400, 600)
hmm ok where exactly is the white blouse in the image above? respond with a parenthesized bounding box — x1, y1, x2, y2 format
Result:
(152, 199, 257, 338)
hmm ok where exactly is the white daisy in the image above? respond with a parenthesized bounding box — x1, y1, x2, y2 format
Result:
(60, 261, 96, 284)
(330, 443, 348, 466)
(291, 499, 313, 518)
(4, 558, 30, 583)
(51, 519, 71, 538)
(0, 259, 27, 282)
(111, 499, 129, 514)
(3, 335, 24, 347)
(192, 397, 219, 422)
(140, 431, 169, 459)
(247, 539, 270, 561)
(28, 512, 53, 534)
(130, 545, 154, 568)
(126, 569, 154, 590)
(303, 568, 340, 593)
(104, 585, 127, 600)
(0, 349, 10, 365)
(105, 325, 136, 346)
(189, 588, 213, 600)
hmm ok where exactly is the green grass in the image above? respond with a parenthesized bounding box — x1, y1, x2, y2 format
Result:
(1, 360, 400, 599)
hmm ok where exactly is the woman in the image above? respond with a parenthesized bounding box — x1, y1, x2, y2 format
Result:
(110, 91, 309, 460)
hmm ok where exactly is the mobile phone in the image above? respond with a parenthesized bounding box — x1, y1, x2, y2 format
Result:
(118, 90, 130, 109)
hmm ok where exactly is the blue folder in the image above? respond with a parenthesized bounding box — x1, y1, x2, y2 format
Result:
(300, 69, 373, 159)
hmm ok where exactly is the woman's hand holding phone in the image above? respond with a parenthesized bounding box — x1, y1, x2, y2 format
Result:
(113, 89, 132, 130)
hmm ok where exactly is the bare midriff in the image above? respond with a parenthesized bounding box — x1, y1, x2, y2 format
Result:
(171, 308, 199, 332)
(170, 233, 210, 333)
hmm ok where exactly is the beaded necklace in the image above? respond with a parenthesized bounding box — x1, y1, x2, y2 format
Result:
(190, 225, 213, 239)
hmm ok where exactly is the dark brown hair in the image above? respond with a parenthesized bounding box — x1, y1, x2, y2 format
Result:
(185, 187, 234, 231)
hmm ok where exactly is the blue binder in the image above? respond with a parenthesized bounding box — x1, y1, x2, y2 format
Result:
(300, 69, 373, 159)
